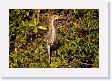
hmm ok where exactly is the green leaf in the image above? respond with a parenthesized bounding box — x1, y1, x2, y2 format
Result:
(33, 18, 37, 25)
(22, 21, 25, 26)
(26, 12, 29, 16)
(33, 27, 38, 33)
(37, 26, 47, 30)
(28, 22, 35, 27)
(50, 62, 60, 68)
(28, 18, 37, 27)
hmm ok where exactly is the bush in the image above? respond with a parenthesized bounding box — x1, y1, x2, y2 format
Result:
(9, 9, 99, 68)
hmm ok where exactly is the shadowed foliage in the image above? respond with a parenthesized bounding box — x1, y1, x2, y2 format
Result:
(9, 9, 99, 68)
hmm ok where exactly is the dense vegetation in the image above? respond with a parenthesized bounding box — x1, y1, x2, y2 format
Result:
(9, 9, 99, 68)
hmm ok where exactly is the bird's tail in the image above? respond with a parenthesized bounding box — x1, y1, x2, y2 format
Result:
(47, 45, 51, 63)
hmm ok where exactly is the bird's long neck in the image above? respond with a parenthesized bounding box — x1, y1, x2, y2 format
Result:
(51, 20, 54, 28)
(51, 20, 56, 42)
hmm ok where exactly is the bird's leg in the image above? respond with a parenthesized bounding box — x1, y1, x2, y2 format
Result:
(47, 44, 51, 63)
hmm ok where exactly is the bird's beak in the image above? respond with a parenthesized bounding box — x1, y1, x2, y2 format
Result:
(59, 16, 67, 19)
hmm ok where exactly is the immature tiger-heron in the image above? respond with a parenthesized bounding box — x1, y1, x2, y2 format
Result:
(46, 15, 66, 63)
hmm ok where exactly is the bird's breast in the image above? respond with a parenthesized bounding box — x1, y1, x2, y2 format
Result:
(47, 27, 56, 45)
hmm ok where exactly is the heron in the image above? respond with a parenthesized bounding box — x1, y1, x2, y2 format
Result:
(46, 15, 66, 63)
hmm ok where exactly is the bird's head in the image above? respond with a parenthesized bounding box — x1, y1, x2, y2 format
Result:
(50, 15, 66, 21)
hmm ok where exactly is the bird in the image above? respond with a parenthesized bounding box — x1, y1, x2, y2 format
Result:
(46, 15, 66, 63)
